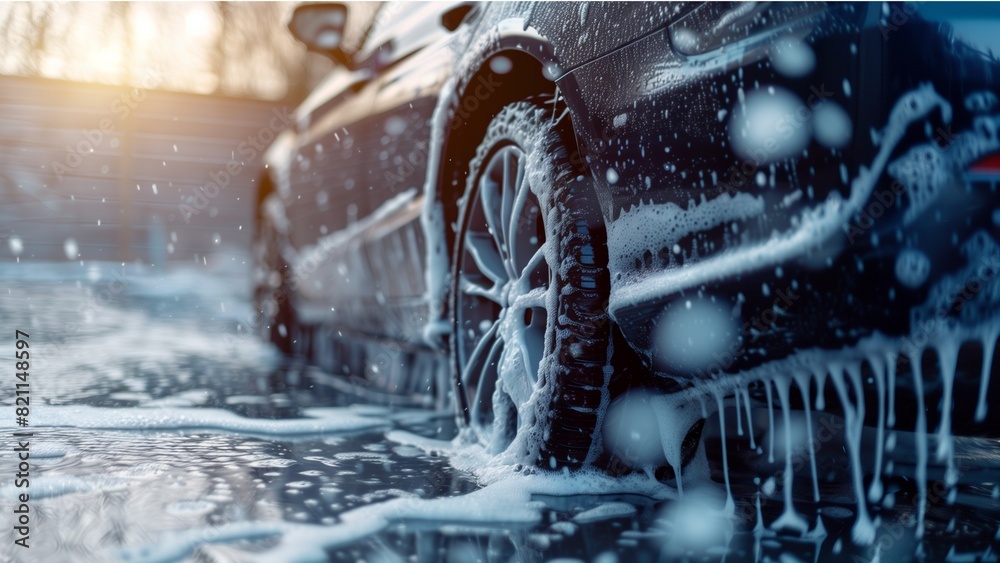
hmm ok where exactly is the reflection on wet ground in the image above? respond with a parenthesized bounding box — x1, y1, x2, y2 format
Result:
(0, 263, 997, 562)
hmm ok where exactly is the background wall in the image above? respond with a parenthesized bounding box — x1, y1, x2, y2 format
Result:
(0, 74, 281, 264)
(0, 2, 384, 265)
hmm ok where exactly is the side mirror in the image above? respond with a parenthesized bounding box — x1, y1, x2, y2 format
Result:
(288, 3, 353, 67)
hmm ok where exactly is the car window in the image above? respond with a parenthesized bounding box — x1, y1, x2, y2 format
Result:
(358, 2, 452, 61)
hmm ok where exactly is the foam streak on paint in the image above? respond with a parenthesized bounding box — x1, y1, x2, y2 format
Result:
(610, 84, 950, 311)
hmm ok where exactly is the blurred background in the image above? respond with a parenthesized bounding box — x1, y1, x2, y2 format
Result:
(0, 1, 379, 268)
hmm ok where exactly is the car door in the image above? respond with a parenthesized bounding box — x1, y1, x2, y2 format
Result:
(289, 2, 469, 343)
(357, 2, 469, 344)
(283, 21, 384, 323)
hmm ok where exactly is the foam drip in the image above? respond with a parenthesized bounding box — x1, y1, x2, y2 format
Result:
(765, 381, 775, 464)
(935, 341, 959, 488)
(829, 362, 876, 544)
(653, 320, 998, 545)
(886, 351, 897, 429)
(792, 372, 820, 503)
(911, 351, 929, 540)
(867, 354, 887, 503)
(813, 368, 827, 411)
(740, 384, 756, 449)
(976, 328, 997, 422)
(712, 391, 736, 516)
(734, 386, 743, 437)
(650, 396, 703, 496)
(770, 375, 808, 533)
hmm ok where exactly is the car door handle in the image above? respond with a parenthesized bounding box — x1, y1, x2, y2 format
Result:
(442, 3, 476, 32)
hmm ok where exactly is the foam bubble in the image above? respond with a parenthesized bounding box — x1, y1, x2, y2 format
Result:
(770, 39, 815, 78)
(602, 391, 666, 467)
(894, 248, 931, 288)
(728, 87, 812, 164)
(63, 238, 78, 260)
(814, 102, 853, 149)
(653, 297, 738, 376)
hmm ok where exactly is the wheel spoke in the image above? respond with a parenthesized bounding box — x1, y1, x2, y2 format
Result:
(520, 311, 546, 382)
(508, 157, 533, 272)
(470, 337, 504, 429)
(465, 232, 506, 285)
(511, 285, 548, 311)
(517, 244, 548, 293)
(457, 140, 559, 452)
(479, 175, 506, 254)
(461, 320, 499, 390)
(502, 340, 534, 412)
(460, 275, 502, 305)
(499, 149, 517, 263)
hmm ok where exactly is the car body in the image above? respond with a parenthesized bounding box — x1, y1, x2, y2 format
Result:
(255, 0, 1000, 471)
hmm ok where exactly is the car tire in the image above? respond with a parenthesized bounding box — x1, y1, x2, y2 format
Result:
(253, 194, 295, 354)
(450, 99, 612, 469)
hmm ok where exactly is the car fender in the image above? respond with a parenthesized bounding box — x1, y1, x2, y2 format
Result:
(418, 15, 589, 349)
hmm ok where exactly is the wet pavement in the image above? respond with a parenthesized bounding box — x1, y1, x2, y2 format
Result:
(0, 261, 998, 562)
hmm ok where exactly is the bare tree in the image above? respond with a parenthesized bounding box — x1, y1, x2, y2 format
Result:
(0, 1, 368, 103)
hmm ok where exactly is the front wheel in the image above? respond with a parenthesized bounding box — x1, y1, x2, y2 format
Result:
(450, 100, 612, 469)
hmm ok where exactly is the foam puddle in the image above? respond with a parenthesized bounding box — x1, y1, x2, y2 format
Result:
(0, 405, 392, 437)
(43, 338, 993, 563)
(115, 432, 673, 562)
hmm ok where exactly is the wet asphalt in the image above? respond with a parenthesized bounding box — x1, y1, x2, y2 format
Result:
(0, 261, 997, 562)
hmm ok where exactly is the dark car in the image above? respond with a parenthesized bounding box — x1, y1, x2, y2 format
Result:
(254, 0, 1000, 524)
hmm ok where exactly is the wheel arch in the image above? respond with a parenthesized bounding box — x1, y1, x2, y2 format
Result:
(435, 47, 560, 249)
(421, 25, 592, 347)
